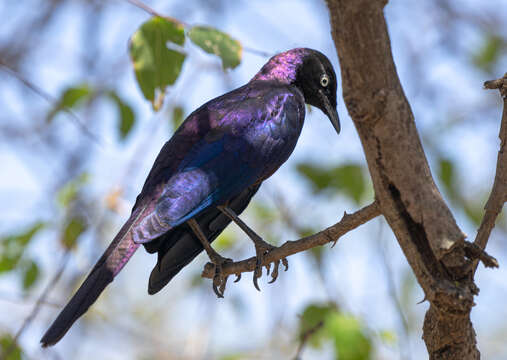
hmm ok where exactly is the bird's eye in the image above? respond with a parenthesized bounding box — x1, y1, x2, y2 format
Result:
(320, 74, 329, 87)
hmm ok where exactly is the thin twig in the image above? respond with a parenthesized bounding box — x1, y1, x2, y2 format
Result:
(243, 46, 273, 58)
(202, 202, 381, 279)
(124, 0, 185, 25)
(293, 320, 324, 360)
(473, 73, 507, 272)
(0, 60, 103, 146)
(123, 0, 271, 58)
(0, 252, 70, 360)
(0, 290, 61, 308)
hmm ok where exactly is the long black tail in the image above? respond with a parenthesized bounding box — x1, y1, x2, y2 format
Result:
(40, 208, 145, 347)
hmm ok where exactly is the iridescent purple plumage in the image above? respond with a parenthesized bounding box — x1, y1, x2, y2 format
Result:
(41, 48, 339, 347)
(252, 48, 309, 83)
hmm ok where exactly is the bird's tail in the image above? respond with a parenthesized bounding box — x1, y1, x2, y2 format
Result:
(40, 207, 146, 347)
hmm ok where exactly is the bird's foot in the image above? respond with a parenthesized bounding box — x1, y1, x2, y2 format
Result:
(252, 241, 289, 291)
(209, 253, 233, 298)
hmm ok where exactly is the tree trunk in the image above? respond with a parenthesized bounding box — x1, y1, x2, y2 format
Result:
(325, 1, 480, 358)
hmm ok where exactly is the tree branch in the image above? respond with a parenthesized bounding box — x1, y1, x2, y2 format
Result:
(202, 202, 380, 279)
(324, 0, 485, 358)
(294, 320, 324, 360)
(473, 73, 507, 271)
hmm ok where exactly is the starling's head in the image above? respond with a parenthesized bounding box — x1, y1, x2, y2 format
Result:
(253, 48, 340, 134)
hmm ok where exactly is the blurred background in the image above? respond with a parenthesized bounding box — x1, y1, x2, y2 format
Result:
(0, 0, 506, 359)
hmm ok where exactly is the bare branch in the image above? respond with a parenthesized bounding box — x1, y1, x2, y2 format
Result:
(0, 290, 62, 308)
(473, 73, 507, 271)
(324, 1, 480, 358)
(484, 74, 507, 95)
(202, 202, 380, 279)
(293, 320, 324, 360)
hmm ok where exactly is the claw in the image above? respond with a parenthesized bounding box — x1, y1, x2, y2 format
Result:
(265, 262, 271, 276)
(219, 275, 228, 296)
(268, 259, 280, 284)
(253, 275, 261, 291)
(282, 258, 289, 271)
(253, 256, 262, 291)
(212, 271, 224, 298)
(209, 256, 232, 298)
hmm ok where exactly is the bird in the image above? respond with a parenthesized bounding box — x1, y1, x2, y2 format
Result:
(40, 47, 340, 347)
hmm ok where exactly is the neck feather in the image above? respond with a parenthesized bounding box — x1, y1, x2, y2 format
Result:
(251, 48, 309, 84)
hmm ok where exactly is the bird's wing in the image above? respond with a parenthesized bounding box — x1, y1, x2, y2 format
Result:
(146, 183, 261, 294)
(142, 84, 305, 293)
(40, 89, 250, 347)
(131, 127, 266, 244)
(131, 84, 303, 244)
(41, 84, 303, 346)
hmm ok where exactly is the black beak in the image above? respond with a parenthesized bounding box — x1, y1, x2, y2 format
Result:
(320, 90, 340, 134)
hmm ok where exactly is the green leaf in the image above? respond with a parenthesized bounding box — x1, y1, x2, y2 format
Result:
(464, 203, 483, 226)
(108, 92, 136, 139)
(299, 304, 336, 348)
(47, 85, 92, 122)
(438, 158, 454, 192)
(438, 157, 460, 202)
(130, 17, 186, 110)
(21, 260, 39, 290)
(171, 106, 184, 129)
(297, 163, 366, 204)
(61, 217, 86, 250)
(188, 26, 242, 69)
(0, 334, 22, 360)
(472, 34, 504, 73)
(56, 173, 90, 208)
(299, 304, 373, 360)
(0, 223, 45, 273)
(326, 313, 372, 360)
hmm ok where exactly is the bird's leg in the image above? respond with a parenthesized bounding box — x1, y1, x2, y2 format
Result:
(217, 206, 288, 291)
(187, 218, 231, 298)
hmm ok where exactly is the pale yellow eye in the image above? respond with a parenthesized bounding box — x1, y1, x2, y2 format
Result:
(320, 74, 329, 87)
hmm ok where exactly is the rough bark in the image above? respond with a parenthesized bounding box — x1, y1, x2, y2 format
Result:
(325, 1, 484, 358)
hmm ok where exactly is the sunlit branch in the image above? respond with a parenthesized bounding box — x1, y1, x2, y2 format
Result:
(473, 73, 507, 272)
(202, 202, 381, 280)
